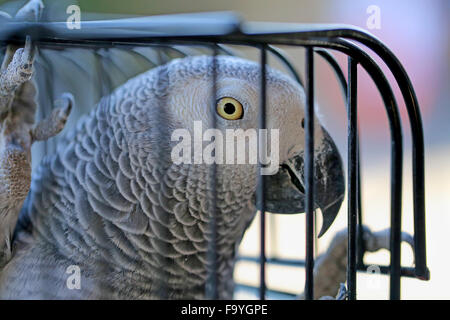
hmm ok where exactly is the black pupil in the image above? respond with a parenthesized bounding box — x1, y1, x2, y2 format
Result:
(224, 103, 236, 115)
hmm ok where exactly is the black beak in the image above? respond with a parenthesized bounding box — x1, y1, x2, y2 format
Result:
(260, 128, 345, 237)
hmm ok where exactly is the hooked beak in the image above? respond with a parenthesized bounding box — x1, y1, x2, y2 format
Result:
(259, 128, 345, 237)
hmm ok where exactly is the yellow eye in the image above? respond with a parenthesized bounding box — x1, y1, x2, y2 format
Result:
(216, 97, 243, 120)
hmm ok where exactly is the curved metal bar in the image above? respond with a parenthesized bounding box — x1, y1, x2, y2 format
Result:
(165, 45, 189, 57)
(216, 43, 240, 57)
(314, 48, 366, 270)
(168, 45, 201, 57)
(209, 34, 408, 298)
(336, 36, 425, 264)
(2, 22, 428, 299)
(314, 48, 347, 100)
(325, 39, 403, 300)
(171, 44, 237, 57)
(267, 45, 304, 87)
(232, 26, 427, 282)
(280, 37, 404, 299)
(33, 35, 407, 297)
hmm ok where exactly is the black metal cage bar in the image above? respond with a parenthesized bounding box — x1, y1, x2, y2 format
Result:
(347, 56, 358, 300)
(304, 47, 315, 300)
(258, 45, 268, 300)
(0, 13, 429, 299)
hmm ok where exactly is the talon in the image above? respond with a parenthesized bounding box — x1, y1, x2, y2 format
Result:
(3, 38, 36, 86)
(364, 227, 415, 254)
(55, 93, 74, 114)
(31, 93, 73, 142)
(23, 36, 36, 64)
(53, 93, 73, 126)
(12, 50, 33, 82)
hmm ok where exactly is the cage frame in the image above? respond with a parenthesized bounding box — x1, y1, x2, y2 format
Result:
(0, 11, 429, 300)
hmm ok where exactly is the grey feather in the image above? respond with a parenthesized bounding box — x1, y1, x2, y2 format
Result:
(0, 56, 293, 299)
(0, 2, 346, 300)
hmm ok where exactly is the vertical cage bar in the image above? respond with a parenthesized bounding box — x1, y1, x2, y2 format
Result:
(345, 33, 426, 279)
(257, 44, 267, 300)
(304, 47, 315, 300)
(390, 148, 403, 298)
(356, 133, 365, 267)
(347, 57, 358, 300)
(205, 45, 218, 299)
(413, 151, 427, 279)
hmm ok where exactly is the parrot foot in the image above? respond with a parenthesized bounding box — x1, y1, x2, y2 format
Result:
(0, 0, 45, 108)
(299, 225, 415, 300)
(0, 36, 35, 111)
(363, 226, 415, 254)
(0, 38, 36, 267)
(0, 34, 71, 267)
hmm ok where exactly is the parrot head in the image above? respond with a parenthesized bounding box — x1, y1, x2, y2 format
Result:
(155, 55, 345, 238)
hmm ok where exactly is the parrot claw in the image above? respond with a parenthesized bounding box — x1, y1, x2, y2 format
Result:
(32, 93, 73, 142)
(0, 38, 37, 158)
(11, 36, 35, 81)
(0, 19, 68, 267)
(0, 36, 36, 110)
(299, 225, 415, 300)
(363, 226, 415, 255)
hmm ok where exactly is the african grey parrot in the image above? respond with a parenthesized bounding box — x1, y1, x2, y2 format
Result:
(0, 1, 345, 299)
